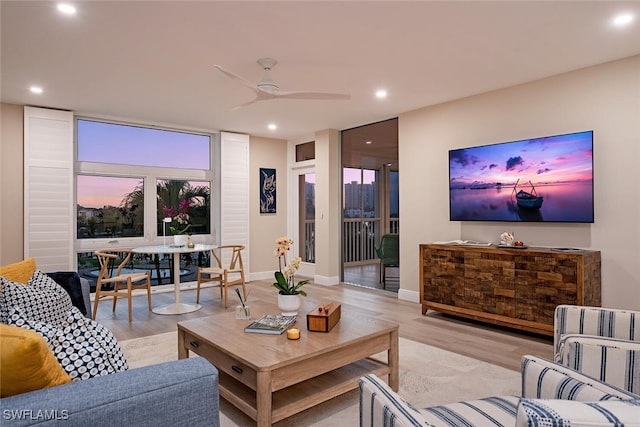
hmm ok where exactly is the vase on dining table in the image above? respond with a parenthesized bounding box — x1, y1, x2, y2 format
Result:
(173, 234, 188, 247)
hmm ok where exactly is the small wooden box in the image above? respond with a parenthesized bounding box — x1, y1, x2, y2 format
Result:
(306, 302, 341, 332)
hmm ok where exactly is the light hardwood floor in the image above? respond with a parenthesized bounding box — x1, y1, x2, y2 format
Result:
(95, 280, 553, 372)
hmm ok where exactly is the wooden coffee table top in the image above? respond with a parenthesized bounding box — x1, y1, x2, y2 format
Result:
(177, 302, 398, 370)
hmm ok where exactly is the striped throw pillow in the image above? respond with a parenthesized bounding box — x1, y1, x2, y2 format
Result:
(521, 355, 637, 401)
(562, 334, 640, 394)
(516, 398, 640, 427)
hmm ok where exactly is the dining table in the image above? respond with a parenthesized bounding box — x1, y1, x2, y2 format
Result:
(132, 243, 216, 315)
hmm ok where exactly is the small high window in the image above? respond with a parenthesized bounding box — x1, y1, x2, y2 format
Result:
(295, 141, 315, 162)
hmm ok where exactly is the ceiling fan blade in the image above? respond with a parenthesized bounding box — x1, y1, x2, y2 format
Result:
(213, 65, 259, 92)
(216, 59, 350, 107)
(230, 98, 258, 111)
(230, 90, 277, 110)
(271, 90, 351, 100)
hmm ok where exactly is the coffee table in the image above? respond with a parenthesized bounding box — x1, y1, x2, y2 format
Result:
(177, 304, 399, 426)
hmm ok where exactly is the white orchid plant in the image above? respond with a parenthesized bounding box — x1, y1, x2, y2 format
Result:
(273, 237, 309, 296)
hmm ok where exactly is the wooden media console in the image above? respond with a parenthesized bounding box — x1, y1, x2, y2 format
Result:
(420, 244, 601, 336)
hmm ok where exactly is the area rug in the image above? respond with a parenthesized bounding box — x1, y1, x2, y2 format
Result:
(120, 332, 521, 426)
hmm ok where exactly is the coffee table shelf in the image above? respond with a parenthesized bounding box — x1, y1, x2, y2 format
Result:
(218, 357, 389, 423)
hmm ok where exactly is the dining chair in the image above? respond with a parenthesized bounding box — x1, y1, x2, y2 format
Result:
(93, 249, 152, 322)
(196, 245, 246, 308)
(374, 234, 399, 288)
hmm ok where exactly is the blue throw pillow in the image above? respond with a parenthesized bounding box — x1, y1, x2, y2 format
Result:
(46, 271, 87, 315)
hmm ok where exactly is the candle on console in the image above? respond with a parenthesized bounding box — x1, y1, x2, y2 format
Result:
(286, 328, 300, 340)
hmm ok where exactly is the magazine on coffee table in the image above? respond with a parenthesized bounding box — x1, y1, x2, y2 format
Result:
(244, 314, 297, 335)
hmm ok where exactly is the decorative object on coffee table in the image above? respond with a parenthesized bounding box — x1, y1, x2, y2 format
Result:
(234, 288, 251, 319)
(277, 294, 302, 316)
(307, 302, 341, 332)
(286, 328, 300, 340)
(244, 314, 296, 335)
(272, 237, 309, 315)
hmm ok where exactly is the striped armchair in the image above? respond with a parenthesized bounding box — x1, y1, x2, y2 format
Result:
(554, 305, 639, 394)
(359, 355, 639, 427)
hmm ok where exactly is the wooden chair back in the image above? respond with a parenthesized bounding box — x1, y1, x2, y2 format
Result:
(95, 249, 134, 281)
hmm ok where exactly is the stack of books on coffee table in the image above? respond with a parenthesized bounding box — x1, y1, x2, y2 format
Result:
(244, 314, 296, 335)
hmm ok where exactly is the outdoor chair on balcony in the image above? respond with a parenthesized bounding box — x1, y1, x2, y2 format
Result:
(375, 233, 399, 288)
(196, 245, 247, 308)
(93, 249, 152, 322)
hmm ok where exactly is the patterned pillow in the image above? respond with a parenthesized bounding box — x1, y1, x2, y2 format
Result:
(0, 270, 73, 326)
(516, 398, 640, 427)
(7, 305, 128, 381)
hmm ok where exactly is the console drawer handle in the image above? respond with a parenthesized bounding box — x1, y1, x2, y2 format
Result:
(232, 365, 243, 374)
(190, 341, 199, 348)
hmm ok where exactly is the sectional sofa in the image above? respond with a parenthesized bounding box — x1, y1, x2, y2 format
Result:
(1, 259, 220, 426)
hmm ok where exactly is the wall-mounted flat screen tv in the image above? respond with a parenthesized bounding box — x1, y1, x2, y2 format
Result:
(449, 130, 594, 222)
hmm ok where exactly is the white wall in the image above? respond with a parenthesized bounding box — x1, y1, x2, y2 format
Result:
(0, 103, 24, 264)
(399, 55, 640, 310)
(249, 135, 289, 279)
(313, 129, 342, 285)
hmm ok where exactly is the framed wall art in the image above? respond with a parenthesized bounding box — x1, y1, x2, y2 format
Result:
(260, 168, 276, 213)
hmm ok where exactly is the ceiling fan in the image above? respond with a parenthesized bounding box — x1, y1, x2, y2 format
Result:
(214, 58, 351, 110)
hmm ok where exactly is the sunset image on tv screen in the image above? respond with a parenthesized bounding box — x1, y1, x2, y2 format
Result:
(449, 130, 594, 222)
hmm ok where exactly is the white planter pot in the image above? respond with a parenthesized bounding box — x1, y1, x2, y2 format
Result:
(277, 294, 301, 316)
(173, 234, 188, 247)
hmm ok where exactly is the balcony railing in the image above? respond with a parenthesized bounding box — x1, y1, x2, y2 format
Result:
(303, 220, 315, 263)
(301, 217, 399, 266)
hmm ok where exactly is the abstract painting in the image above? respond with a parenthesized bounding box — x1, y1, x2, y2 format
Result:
(260, 168, 276, 213)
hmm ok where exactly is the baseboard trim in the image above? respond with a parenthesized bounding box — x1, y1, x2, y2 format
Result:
(397, 288, 419, 303)
(313, 274, 341, 286)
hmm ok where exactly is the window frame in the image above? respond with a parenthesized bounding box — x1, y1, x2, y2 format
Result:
(74, 116, 215, 254)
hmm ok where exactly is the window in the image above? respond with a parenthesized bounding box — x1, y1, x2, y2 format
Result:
(77, 119, 210, 169)
(343, 167, 380, 263)
(295, 141, 315, 162)
(156, 179, 211, 236)
(76, 118, 214, 249)
(77, 175, 144, 239)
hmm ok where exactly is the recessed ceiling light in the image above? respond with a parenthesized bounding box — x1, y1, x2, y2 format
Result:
(375, 90, 387, 99)
(30, 86, 43, 94)
(612, 13, 634, 27)
(268, 123, 277, 130)
(365, 140, 372, 145)
(57, 3, 76, 15)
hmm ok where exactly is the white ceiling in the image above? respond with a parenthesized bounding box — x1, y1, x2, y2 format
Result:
(2, 1, 639, 141)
